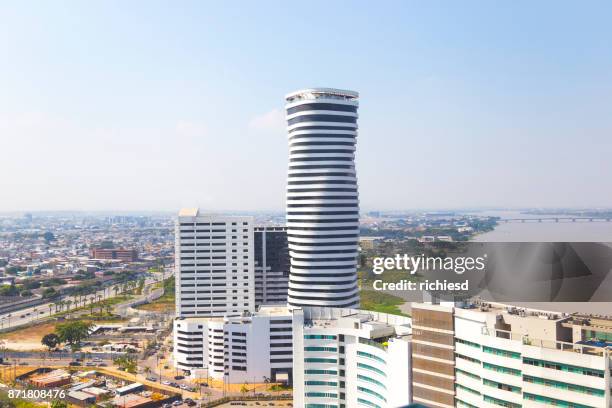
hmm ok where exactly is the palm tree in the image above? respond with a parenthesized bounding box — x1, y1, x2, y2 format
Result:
(66, 300, 72, 312)
(48, 303, 53, 316)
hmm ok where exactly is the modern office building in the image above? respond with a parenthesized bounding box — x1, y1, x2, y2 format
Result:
(173, 305, 293, 384)
(411, 301, 612, 408)
(254, 226, 290, 307)
(292, 306, 412, 408)
(175, 208, 255, 317)
(285, 88, 361, 309)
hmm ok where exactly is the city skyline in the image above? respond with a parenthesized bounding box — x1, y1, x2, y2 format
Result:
(2, 1, 612, 212)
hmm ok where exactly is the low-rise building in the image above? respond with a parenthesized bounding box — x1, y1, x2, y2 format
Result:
(29, 369, 71, 388)
(89, 248, 138, 262)
(174, 305, 293, 384)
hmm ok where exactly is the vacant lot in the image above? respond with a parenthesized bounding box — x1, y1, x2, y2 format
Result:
(0, 322, 57, 351)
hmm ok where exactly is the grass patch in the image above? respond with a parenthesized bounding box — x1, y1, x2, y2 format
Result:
(359, 290, 408, 317)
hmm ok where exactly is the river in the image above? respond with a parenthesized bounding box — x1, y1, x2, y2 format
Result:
(471, 210, 612, 242)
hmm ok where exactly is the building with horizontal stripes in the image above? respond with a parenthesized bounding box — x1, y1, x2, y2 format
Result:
(292, 306, 412, 408)
(411, 300, 612, 408)
(285, 88, 360, 308)
(173, 305, 293, 384)
(453, 302, 612, 408)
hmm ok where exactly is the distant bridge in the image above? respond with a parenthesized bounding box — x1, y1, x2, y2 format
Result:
(499, 217, 612, 223)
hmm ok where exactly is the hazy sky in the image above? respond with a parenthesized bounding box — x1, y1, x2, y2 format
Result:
(1, 1, 611, 212)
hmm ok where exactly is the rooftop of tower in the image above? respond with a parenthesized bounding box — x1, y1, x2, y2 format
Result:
(285, 87, 359, 103)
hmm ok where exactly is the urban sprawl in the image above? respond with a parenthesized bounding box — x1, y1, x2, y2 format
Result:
(0, 88, 611, 408)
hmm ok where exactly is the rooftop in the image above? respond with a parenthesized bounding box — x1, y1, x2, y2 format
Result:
(178, 208, 199, 217)
(285, 88, 359, 103)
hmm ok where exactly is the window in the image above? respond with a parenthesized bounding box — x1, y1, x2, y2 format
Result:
(523, 357, 604, 377)
(483, 346, 520, 359)
(357, 363, 385, 377)
(305, 334, 337, 340)
(483, 362, 521, 376)
(357, 351, 385, 365)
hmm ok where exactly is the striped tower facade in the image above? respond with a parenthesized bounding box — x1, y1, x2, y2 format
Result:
(285, 88, 360, 308)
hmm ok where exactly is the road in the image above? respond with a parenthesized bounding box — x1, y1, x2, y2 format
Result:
(0, 271, 170, 331)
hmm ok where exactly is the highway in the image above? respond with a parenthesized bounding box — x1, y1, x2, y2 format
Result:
(0, 271, 169, 331)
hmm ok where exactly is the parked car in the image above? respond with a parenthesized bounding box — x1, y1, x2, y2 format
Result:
(69, 362, 81, 366)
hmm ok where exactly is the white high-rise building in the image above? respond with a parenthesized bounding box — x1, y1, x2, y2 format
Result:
(285, 88, 361, 308)
(175, 208, 255, 317)
(292, 307, 412, 408)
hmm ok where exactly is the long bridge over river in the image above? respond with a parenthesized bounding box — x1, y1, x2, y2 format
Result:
(499, 217, 612, 223)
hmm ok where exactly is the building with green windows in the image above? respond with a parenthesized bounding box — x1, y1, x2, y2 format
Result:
(292, 306, 413, 408)
(451, 303, 611, 408)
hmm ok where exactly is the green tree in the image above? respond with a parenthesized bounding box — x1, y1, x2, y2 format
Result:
(42, 287, 58, 299)
(55, 321, 93, 349)
(51, 400, 68, 408)
(43, 231, 55, 243)
(41, 333, 60, 351)
(114, 355, 137, 374)
(0, 285, 19, 296)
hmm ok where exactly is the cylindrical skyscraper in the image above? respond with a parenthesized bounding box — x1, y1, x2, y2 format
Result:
(285, 88, 360, 308)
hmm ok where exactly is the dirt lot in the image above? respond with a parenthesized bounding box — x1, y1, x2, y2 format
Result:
(0, 322, 56, 351)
